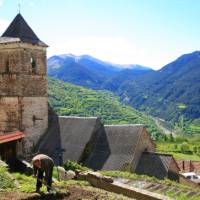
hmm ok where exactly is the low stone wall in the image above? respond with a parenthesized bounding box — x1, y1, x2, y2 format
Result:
(76, 172, 173, 200)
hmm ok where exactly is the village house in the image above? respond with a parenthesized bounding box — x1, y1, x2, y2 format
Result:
(135, 152, 180, 181)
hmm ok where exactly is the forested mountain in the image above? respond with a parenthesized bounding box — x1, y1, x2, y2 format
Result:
(48, 78, 163, 140)
(118, 51, 200, 124)
(102, 68, 152, 91)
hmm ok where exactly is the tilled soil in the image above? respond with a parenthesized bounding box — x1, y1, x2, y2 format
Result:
(0, 185, 133, 200)
(65, 185, 132, 200)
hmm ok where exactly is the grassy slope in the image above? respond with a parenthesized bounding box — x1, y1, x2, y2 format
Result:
(1, 168, 131, 200)
(1, 164, 200, 200)
(0, 166, 16, 190)
(157, 139, 200, 161)
(48, 78, 163, 140)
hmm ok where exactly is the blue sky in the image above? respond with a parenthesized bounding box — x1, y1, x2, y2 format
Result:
(0, 0, 200, 69)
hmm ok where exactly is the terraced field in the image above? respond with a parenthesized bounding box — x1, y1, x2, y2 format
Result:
(186, 124, 200, 134)
(157, 140, 200, 161)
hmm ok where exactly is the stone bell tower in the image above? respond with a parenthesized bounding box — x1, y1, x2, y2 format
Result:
(0, 14, 48, 155)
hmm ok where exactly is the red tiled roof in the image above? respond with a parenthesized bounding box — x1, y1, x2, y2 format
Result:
(0, 131, 25, 144)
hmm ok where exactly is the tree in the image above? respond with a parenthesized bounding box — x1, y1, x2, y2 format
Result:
(169, 133, 174, 142)
(164, 134, 168, 141)
(173, 144, 178, 151)
(197, 146, 200, 154)
(180, 142, 190, 154)
(193, 146, 197, 154)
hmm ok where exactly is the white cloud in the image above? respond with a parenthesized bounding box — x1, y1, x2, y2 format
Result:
(48, 36, 144, 65)
(0, 19, 9, 35)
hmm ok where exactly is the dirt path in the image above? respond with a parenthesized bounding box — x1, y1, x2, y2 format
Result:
(154, 118, 176, 137)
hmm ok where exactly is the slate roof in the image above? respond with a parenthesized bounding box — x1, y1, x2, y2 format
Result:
(59, 116, 102, 162)
(36, 112, 155, 172)
(36, 114, 102, 164)
(135, 152, 179, 179)
(1, 14, 47, 46)
(83, 124, 144, 170)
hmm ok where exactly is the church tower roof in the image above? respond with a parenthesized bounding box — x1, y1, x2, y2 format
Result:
(1, 14, 47, 47)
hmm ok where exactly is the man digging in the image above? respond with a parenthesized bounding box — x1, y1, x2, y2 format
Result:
(32, 154, 54, 193)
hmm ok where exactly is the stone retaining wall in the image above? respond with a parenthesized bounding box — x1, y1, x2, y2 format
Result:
(76, 171, 173, 200)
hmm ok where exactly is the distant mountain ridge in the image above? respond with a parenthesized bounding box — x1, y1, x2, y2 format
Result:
(48, 54, 153, 89)
(49, 54, 152, 70)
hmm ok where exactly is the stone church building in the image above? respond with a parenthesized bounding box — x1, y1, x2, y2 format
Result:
(0, 14, 48, 159)
(0, 14, 180, 181)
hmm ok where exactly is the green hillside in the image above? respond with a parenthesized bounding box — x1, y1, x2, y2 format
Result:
(48, 78, 163, 140)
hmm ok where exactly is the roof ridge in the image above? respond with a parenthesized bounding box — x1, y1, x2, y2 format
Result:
(143, 152, 173, 157)
(59, 116, 98, 119)
(104, 124, 144, 127)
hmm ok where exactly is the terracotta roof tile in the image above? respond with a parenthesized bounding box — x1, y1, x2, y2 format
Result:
(0, 131, 25, 144)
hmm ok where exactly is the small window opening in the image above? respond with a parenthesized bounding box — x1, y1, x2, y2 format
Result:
(31, 57, 37, 74)
(5, 61, 10, 73)
(33, 115, 36, 126)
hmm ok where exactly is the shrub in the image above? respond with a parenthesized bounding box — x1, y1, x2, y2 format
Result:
(0, 166, 16, 190)
(175, 136, 188, 143)
(63, 160, 88, 172)
(180, 142, 191, 154)
(173, 144, 178, 150)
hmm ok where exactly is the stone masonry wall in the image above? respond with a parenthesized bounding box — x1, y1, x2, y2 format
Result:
(0, 43, 47, 97)
(22, 97, 48, 154)
(0, 96, 48, 153)
(0, 97, 20, 133)
(130, 128, 156, 172)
